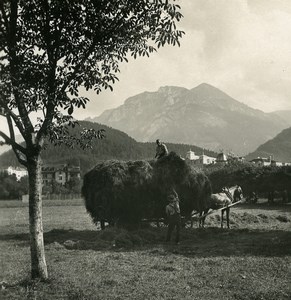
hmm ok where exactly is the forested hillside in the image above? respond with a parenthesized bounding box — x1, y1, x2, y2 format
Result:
(246, 127, 291, 162)
(0, 121, 217, 174)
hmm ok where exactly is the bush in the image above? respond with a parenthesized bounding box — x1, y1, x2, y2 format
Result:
(0, 173, 28, 200)
(206, 164, 291, 196)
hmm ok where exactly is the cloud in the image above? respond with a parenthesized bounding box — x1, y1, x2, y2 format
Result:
(176, 0, 291, 112)
(75, 0, 291, 120)
(3, 1, 291, 141)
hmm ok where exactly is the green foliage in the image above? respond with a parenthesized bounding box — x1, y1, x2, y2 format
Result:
(0, 121, 218, 175)
(206, 163, 291, 196)
(246, 126, 291, 162)
(0, 173, 28, 199)
(0, 2, 184, 278)
(0, 0, 184, 156)
(65, 177, 82, 194)
(42, 177, 82, 195)
(43, 179, 69, 194)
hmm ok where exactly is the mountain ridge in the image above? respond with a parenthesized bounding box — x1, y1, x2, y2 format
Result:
(246, 126, 291, 162)
(0, 121, 218, 174)
(88, 83, 289, 155)
(268, 110, 291, 127)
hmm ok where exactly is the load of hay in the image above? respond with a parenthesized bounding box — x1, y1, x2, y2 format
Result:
(82, 152, 212, 228)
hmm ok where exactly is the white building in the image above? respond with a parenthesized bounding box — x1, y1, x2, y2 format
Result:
(186, 150, 216, 165)
(42, 164, 81, 186)
(271, 160, 283, 167)
(6, 166, 28, 181)
(216, 152, 228, 164)
(250, 157, 272, 167)
(186, 150, 200, 161)
(198, 154, 217, 165)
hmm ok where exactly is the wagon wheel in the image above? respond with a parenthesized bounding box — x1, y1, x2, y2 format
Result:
(149, 220, 168, 228)
(183, 220, 194, 229)
(181, 216, 196, 229)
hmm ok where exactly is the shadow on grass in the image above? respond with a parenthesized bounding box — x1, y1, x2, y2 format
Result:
(237, 201, 291, 214)
(1, 227, 291, 258)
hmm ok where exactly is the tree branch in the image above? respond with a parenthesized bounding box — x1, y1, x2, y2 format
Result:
(11, 145, 27, 167)
(0, 130, 26, 154)
(0, 1, 9, 32)
(8, 0, 34, 139)
(59, 6, 127, 96)
(6, 111, 15, 141)
(36, 0, 57, 143)
(0, 91, 27, 138)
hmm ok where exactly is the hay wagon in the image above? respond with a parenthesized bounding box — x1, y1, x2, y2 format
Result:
(82, 152, 212, 229)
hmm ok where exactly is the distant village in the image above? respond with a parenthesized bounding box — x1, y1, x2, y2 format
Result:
(1, 164, 81, 186)
(185, 150, 291, 167)
(1, 150, 291, 185)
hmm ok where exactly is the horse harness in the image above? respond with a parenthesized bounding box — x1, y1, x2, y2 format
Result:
(222, 187, 234, 203)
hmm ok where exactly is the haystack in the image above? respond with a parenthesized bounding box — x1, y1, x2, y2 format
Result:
(82, 152, 212, 228)
(152, 152, 212, 217)
(82, 160, 153, 227)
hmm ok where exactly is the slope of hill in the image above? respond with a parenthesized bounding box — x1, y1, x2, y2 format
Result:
(246, 127, 291, 162)
(268, 110, 291, 127)
(89, 83, 289, 156)
(0, 135, 24, 156)
(0, 144, 12, 156)
(0, 121, 217, 174)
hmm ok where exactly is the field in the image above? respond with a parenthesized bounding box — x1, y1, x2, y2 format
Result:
(0, 199, 290, 300)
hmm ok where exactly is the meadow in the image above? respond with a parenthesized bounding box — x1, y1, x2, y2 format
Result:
(0, 199, 290, 300)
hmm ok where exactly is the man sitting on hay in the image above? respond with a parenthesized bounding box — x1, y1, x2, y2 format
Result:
(155, 139, 168, 159)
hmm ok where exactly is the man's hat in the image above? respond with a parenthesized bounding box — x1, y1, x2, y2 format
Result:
(167, 194, 177, 202)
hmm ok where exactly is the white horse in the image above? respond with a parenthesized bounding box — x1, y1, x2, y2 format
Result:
(198, 185, 243, 228)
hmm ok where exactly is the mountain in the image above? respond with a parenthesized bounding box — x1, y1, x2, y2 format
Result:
(0, 144, 12, 156)
(268, 110, 291, 127)
(246, 127, 291, 162)
(0, 135, 23, 156)
(0, 121, 217, 174)
(88, 83, 289, 156)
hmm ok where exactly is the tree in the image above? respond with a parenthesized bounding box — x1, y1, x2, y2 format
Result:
(65, 176, 82, 194)
(0, 0, 184, 279)
(0, 172, 27, 199)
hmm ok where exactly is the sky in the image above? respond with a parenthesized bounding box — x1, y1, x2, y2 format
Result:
(75, 0, 291, 120)
(1, 0, 291, 136)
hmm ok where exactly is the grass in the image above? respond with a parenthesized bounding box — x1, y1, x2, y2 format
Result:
(0, 198, 84, 208)
(0, 200, 291, 300)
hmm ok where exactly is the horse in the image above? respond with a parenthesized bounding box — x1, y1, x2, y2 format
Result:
(198, 185, 244, 228)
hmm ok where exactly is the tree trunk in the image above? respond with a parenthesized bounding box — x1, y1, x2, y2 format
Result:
(27, 155, 48, 280)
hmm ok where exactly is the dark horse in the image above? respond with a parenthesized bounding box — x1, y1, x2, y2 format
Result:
(198, 185, 244, 228)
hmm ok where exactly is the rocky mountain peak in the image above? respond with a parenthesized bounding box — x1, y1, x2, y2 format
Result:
(89, 83, 290, 155)
(157, 85, 188, 94)
(190, 83, 234, 100)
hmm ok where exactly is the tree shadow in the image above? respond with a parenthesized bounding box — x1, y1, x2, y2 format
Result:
(234, 202, 291, 214)
(1, 227, 291, 258)
(175, 227, 291, 258)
